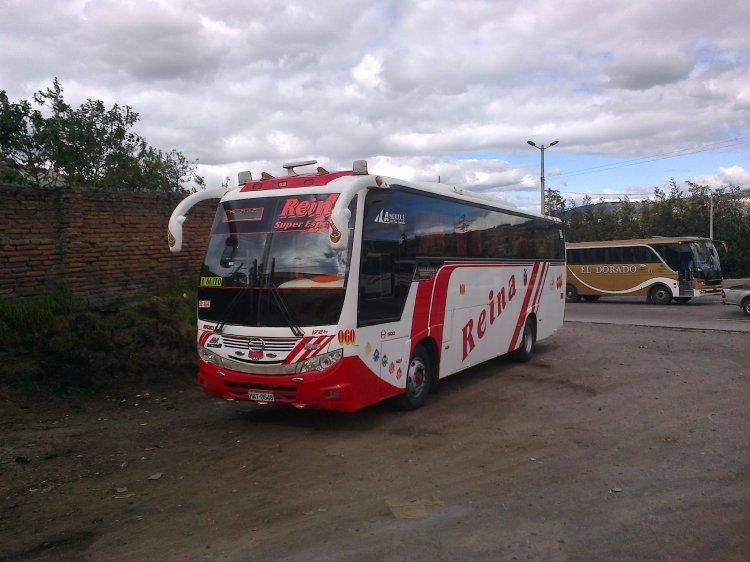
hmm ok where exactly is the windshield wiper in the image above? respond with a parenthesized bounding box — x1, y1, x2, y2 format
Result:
(267, 258, 304, 338)
(214, 260, 258, 334)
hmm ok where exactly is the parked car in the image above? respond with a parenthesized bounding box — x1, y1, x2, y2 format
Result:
(722, 281, 750, 317)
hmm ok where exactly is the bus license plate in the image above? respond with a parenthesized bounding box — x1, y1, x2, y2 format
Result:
(249, 391, 274, 402)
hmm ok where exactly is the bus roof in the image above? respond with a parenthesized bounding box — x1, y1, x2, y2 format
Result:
(226, 159, 526, 216)
(566, 236, 713, 249)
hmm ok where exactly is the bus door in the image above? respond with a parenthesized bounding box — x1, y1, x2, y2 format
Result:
(357, 244, 414, 387)
(678, 249, 694, 295)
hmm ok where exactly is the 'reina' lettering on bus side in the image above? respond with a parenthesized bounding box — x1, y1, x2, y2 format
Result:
(279, 194, 339, 219)
(462, 275, 517, 360)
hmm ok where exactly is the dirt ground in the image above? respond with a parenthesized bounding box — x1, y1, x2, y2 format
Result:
(1, 321, 749, 562)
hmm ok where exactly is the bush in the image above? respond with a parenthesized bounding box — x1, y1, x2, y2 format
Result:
(0, 283, 198, 398)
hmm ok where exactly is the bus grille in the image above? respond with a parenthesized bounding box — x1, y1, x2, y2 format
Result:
(220, 336, 298, 353)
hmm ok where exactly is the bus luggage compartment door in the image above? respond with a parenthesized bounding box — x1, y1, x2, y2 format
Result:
(377, 334, 410, 388)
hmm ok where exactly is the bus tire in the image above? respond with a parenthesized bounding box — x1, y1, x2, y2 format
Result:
(649, 284, 672, 305)
(511, 317, 536, 363)
(741, 297, 750, 318)
(582, 295, 600, 302)
(394, 344, 432, 411)
(565, 284, 580, 303)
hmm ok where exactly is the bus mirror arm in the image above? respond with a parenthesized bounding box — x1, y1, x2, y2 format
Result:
(167, 187, 228, 253)
(328, 184, 361, 251)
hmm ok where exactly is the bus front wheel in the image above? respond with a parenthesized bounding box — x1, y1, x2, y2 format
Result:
(511, 317, 536, 363)
(649, 284, 672, 305)
(394, 344, 432, 411)
(565, 284, 580, 303)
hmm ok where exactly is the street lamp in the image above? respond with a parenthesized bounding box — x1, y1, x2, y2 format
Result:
(527, 140, 559, 215)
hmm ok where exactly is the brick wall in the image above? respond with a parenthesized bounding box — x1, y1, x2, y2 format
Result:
(0, 183, 216, 307)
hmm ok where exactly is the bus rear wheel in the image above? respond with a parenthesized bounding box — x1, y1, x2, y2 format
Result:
(648, 284, 672, 305)
(511, 317, 536, 363)
(565, 284, 580, 303)
(394, 344, 432, 411)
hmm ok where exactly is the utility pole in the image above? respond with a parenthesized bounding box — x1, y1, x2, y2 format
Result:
(527, 140, 559, 215)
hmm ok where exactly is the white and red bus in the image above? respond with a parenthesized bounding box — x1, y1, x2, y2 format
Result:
(168, 160, 566, 412)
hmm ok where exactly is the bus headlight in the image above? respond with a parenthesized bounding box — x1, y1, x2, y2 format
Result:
(198, 345, 226, 368)
(297, 349, 343, 373)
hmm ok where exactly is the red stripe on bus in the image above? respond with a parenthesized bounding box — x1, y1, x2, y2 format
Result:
(286, 337, 312, 363)
(199, 331, 213, 346)
(532, 263, 549, 314)
(295, 335, 333, 362)
(508, 262, 541, 352)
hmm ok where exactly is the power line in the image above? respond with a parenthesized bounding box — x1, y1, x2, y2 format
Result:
(563, 191, 653, 197)
(561, 186, 750, 201)
(557, 136, 750, 179)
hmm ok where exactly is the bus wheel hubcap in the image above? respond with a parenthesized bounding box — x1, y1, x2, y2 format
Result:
(408, 359, 426, 395)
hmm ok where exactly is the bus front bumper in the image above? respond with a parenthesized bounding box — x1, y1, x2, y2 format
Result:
(196, 355, 400, 413)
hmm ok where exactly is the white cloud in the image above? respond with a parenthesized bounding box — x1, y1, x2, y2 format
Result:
(1, 0, 749, 202)
(694, 165, 750, 187)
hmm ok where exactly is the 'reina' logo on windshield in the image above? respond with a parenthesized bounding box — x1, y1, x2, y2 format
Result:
(276, 194, 340, 232)
(374, 209, 406, 225)
(279, 194, 339, 219)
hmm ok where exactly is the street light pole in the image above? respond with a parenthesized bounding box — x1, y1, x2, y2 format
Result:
(527, 140, 559, 215)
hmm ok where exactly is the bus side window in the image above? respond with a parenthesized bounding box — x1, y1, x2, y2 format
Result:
(359, 189, 416, 326)
(585, 248, 603, 263)
(360, 248, 393, 298)
(633, 246, 658, 263)
(652, 244, 679, 269)
(358, 241, 414, 326)
(607, 248, 624, 263)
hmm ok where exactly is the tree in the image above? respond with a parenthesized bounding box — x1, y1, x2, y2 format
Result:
(545, 188, 568, 220)
(0, 79, 203, 191)
(611, 196, 642, 239)
(0, 90, 51, 186)
(559, 178, 749, 275)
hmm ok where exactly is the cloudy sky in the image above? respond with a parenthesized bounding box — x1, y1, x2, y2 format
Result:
(2, 0, 750, 212)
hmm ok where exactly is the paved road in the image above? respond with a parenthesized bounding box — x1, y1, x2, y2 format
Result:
(564, 293, 750, 332)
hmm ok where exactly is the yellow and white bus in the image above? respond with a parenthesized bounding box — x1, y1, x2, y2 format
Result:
(566, 237, 723, 304)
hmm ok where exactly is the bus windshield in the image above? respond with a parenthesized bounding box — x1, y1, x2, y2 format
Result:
(198, 194, 353, 328)
(690, 240, 721, 281)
